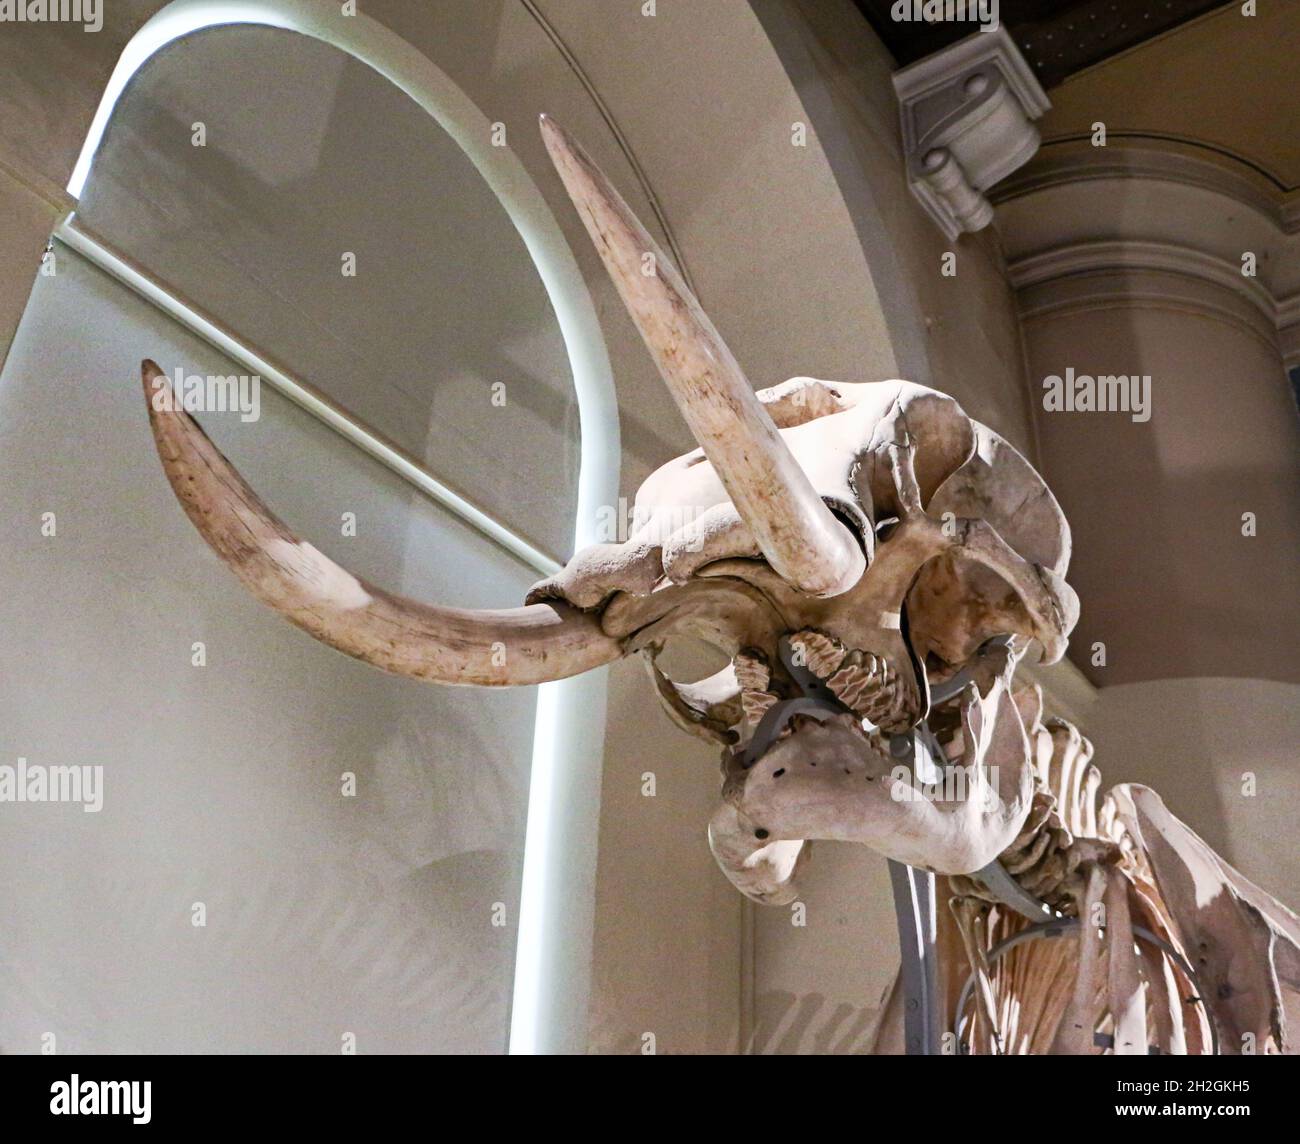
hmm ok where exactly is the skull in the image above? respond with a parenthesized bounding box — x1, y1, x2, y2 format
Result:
(138, 116, 1078, 908)
(530, 374, 1078, 902)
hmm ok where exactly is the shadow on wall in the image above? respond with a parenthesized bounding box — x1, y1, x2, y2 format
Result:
(751, 990, 886, 1054)
(590, 991, 887, 1055)
(1088, 677, 1300, 906)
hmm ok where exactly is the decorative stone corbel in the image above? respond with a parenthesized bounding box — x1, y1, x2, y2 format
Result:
(892, 27, 1049, 241)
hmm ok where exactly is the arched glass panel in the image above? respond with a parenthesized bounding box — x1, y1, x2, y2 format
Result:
(77, 24, 581, 561)
(0, 23, 593, 1054)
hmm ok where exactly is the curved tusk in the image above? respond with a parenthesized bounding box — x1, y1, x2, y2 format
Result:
(141, 361, 623, 686)
(539, 114, 864, 599)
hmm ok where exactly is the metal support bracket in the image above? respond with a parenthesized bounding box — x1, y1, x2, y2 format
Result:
(738, 633, 1056, 1055)
(888, 860, 944, 1055)
(886, 636, 1060, 1053)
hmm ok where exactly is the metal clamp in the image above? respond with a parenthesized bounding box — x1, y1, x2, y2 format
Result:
(737, 632, 1050, 1055)
(738, 635, 853, 770)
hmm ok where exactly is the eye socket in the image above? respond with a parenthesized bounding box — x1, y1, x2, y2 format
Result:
(651, 635, 732, 684)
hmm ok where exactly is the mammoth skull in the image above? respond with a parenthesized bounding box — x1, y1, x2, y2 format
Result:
(139, 115, 1078, 907)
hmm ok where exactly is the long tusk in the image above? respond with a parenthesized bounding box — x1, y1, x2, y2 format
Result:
(141, 361, 622, 686)
(539, 114, 864, 599)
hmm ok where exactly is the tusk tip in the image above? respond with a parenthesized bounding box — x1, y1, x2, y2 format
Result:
(141, 358, 170, 403)
(538, 113, 582, 171)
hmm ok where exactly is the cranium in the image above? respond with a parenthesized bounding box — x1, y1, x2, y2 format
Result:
(139, 115, 1075, 902)
(137, 117, 1299, 1051)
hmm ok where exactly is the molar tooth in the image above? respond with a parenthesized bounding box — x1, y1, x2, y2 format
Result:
(741, 689, 779, 728)
(791, 628, 846, 679)
(733, 650, 772, 693)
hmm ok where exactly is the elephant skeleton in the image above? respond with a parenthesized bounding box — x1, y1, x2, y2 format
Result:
(138, 115, 1300, 1054)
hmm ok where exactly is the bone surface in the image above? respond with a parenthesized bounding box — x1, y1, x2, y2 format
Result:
(142, 362, 622, 687)
(135, 116, 1300, 1055)
(540, 114, 865, 600)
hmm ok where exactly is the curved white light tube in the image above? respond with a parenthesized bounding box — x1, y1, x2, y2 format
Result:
(70, 0, 620, 1055)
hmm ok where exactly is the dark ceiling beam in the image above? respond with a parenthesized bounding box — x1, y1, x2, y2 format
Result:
(851, 1, 1232, 88)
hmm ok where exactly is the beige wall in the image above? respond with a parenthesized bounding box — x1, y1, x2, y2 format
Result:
(997, 4, 1300, 691)
(749, 843, 897, 1053)
(0, 164, 60, 369)
(0, 0, 1053, 1055)
(6, 0, 1287, 1056)
(1088, 678, 1300, 907)
(1017, 271, 1300, 687)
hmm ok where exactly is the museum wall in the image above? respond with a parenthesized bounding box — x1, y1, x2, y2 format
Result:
(0, 167, 57, 367)
(0, 247, 546, 1051)
(0, 0, 1049, 1055)
(7, 0, 1286, 1057)
(996, 2, 1300, 913)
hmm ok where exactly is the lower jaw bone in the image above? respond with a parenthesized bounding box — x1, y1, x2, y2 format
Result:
(722, 679, 1035, 877)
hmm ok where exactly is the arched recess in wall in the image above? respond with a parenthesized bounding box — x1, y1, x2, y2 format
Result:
(748, 0, 928, 383)
(505, 1, 943, 1056)
(51, 0, 621, 1055)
